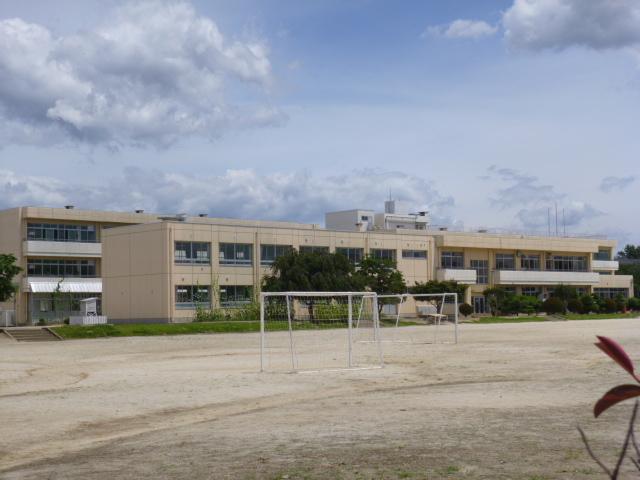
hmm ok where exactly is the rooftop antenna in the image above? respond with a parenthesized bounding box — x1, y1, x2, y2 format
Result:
(547, 207, 551, 236)
(562, 208, 566, 237)
(554, 202, 558, 236)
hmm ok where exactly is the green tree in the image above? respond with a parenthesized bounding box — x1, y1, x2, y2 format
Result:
(356, 256, 406, 313)
(262, 250, 365, 321)
(482, 287, 512, 316)
(409, 280, 466, 299)
(617, 245, 640, 259)
(0, 254, 22, 303)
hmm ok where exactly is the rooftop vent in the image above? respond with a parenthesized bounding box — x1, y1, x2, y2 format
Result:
(198, 213, 208, 217)
(158, 213, 187, 222)
(477, 229, 488, 233)
(135, 209, 144, 214)
(439, 227, 448, 231)
(64, 205, 74, 210)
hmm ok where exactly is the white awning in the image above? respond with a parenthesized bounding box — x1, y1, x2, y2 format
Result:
(28, 280, 102, 293)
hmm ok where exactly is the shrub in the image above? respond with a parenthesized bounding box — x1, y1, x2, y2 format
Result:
(194, 308, 229, 322)
(603, 298, 617, 313)
(459, 303, 473, 317)
(580, 295, 596, 314)
(567, 298, 583, 314)
(229, 302, 261, 322)
(543, 297, 565, 315)
(37, 318, 46, 326)
(615, 295, 627, 313)
(520, 296, 543, 315)
(63, 318, 70, 325)
(627, 297, 640, 311)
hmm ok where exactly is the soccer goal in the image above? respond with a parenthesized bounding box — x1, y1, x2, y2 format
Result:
(376, 293, 459, 344)
(260, 292, 384, 372)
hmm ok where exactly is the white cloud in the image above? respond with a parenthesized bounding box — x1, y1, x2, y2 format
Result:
(600, 175, 636, 193)
(426, 19, 498, 40)
(0, 168, 456, 225)
(486, 166, 603, 233)
(0, 1, 283, 149)
(503, 0, 640, 51)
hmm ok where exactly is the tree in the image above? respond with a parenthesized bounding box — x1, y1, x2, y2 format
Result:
(617, 245, 640, 260)
(409, 280, 466, 299)
(262, 250, 365, 321)
(482, 287, 511, 316)
(0, 254, 21, 303)
(459, 303, 473, 317)
(356, 256, 406, 313)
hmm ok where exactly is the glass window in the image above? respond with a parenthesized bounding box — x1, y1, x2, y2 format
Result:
(220, 285, 253, 307)
(335, 247, 364, 265)
(545, 255, 587, 271)
(495, 254, 515, 270)
(175, 285, 211, 309)
(219, 243, 253, 266)
(174, 242, 211, 264)
(521, 287, 540, 297)
(593, 249, 611, 261)
(402, 250, 427, 259)
(26, 259, 96, 277)
(299, 245, 330, 254)
(27, 223, 98, 243)
(441, 252, 464, 269)
(260, 244, 292, 265)
(520, 255, 540, 270)
(593, 288, 628, 299)
(470, 259, 488, 284)
(369, 249, 396, 261)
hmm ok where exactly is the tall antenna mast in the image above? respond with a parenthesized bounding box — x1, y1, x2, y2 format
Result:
(562, 208, 566, 237)
(554, 203, 558, 236)
(547, 207, 551, 236)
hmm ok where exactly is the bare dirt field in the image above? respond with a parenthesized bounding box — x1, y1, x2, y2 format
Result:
(2, 319, 640, 479)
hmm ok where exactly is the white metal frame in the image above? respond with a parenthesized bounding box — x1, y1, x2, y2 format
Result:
(260, 291, 383, 372)
(377, 292, 459, 344)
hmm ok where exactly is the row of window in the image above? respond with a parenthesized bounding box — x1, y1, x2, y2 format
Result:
(27, 259, 97, 277)
(174, 242, 428, 265)
(442, 252, 588, 272)
(175, 285, 253, 308)
(27, 223, 98, 243)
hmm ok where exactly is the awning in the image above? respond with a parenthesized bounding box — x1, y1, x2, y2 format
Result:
(28, 280, 102, 293)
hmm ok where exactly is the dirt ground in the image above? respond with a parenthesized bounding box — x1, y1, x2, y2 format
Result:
(1, 319, 640, 480)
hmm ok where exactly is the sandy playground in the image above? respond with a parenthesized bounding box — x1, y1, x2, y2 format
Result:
(1, 318, 640, 479)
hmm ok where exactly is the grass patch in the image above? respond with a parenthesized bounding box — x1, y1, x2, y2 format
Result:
(472, 312, 640, 324)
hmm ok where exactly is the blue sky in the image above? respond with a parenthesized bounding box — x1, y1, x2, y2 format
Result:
(0, 0, 638, 246)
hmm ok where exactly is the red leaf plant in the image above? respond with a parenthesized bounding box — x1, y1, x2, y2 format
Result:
(579, 336, 640, 479)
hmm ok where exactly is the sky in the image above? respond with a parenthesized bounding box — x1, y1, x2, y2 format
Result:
(0, 0, 638, 246)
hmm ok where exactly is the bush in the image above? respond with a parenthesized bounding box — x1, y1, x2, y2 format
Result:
(580, 295, 596, 314)
(567, 298, 583, 314)
(194, 308, 229, 322)
(627, 297, 640, 311)
(459, 303, 473, 317)
(603, 299, 617, 313)
(615, 295, 627, 313)
(229, 302, 261, 322)
(543, 297, 565, 315)
(37, 318, 46, 326)
(63, 318, 70, 325)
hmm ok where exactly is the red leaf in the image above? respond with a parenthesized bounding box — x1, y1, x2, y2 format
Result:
(594, 384, 640, 417)
(595, 336, 639, 382)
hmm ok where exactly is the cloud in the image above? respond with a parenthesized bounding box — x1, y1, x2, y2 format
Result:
(486, 165, 603, 233)
(503, 0, 640, 51)
(0, 1, 283, 149)
(600, 175, 636, 193)
(0, 168, 456, 226)
(425, 19, 498, 39)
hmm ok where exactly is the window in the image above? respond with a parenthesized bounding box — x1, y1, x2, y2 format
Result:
(441, 251, 464, 269)
(220, 285, 253, 306)
(520, 255, 540, 271)
(593, 249, 611, 261)
(260, 244, 292, 265)
(594, 288, 629, 299)
(175, 285, 211, 309)
(27, 223, 97, 243)
(369, 249, 396, 261)
(402, 250, 427, 259)
(361, 215, 370, 222)
(335, 247, 364, 265)
(27, 259, 97, 277)
(299, 246, 330, 254)
(174, 242, 211, 264)
(495, 253, 515, 270)
(470, 259, 488, 284)
(219, 243, 253, 266)
(545, 255, 587, 272)
(521, 287, 540, 297)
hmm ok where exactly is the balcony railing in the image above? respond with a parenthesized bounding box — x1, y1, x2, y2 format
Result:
(436, 268, 477, 284)
(23, 240, 101, 258)
(493, 269, 600, 285)
(591, 260, 619, 271)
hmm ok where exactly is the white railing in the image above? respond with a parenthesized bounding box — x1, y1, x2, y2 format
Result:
(494, 270, 600, 285)
(436, 268, 477, 284)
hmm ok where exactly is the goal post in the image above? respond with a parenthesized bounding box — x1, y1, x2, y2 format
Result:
(377, 292, 459, 344)
(260, 292, 384, 372)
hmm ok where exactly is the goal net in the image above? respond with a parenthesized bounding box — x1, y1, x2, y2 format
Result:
(376, 293, 459, 344)
(260, 292, 384, 372)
